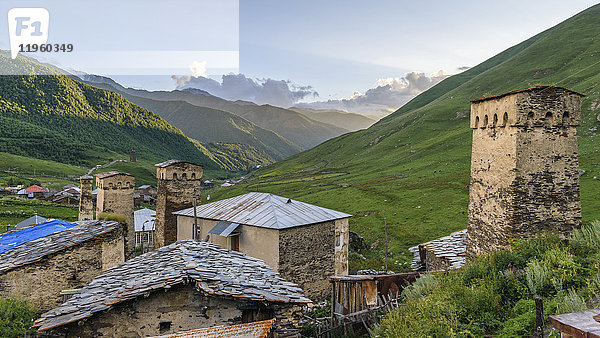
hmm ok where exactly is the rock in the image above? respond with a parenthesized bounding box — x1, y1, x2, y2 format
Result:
(579, 169, 586, 177)
(349, 231, 368, 251)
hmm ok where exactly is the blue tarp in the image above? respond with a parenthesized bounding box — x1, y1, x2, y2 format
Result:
(0, 220, 77, 255)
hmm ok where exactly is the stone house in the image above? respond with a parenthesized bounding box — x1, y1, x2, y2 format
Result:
(409, 229, 466, 272)
(134, 207, 155, 251)
(34, 240, 310, 337)
(174, 192, 351, 299)
(0, 219, 124, 310)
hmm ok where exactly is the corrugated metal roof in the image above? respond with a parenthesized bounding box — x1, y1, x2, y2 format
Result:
(174, 192, 351, 230)
(208, 221, 240, 237)
(14, 215, 48, 229)
(134, 208, 155, 232)
(152, 318, 276, 338)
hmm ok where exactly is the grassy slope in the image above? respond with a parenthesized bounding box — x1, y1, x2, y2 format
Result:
(118, 93, 301, 161)
(209, 4, 600, 271)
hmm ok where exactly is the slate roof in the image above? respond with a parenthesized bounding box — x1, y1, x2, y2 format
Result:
(152, 318, 275, 338)
(471, 86, 584, 103)
(409, 229, 467, 271)
(0, 220, 121, 273)
(174, 192, 351, 230)
(34, 240, 310, 331)
(155, 159, 202, 168)
(134, 208, 156, 232)
(94, 171, 134, 179)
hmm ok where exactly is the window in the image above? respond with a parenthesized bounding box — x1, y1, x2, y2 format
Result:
(181, 173, 187, 180)
(159, 321, 172, 333)
(502, 112, 508, 127)
(483, 115, 488, 127)
(230, 235, 240, 251)
(475, 116, 479, 128)
(562, 112, 570, 125)
(173, 173, 177, 180)
(191, 173, 196, 180)
(492, 114, 498, 127)
(544, 112, 553, 127)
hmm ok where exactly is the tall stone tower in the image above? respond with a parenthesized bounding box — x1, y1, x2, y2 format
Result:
(155, 160, 203, 248)
(467, 86, 583, 256)
(78, 175, 94, 221)
(95, 171, 135, 259)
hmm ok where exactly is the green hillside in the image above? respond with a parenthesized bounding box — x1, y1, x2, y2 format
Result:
(0, 53, 274, 173)
(79, 77, 350, 150)
(210, 4, 600, 271)
(115, 93, 301, 161)
(290, 107, 377, 131)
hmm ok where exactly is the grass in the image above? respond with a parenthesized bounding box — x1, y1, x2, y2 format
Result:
(0, 197, 77, 230)
(372, 223, 600, 336)
(209, 4, 600, 271)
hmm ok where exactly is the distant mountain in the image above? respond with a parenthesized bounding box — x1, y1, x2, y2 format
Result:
(78, 76, 350, 150)
(289, 107, 377, 131)
(0, 53, 269, 172)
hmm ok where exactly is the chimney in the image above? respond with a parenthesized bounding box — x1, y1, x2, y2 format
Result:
(78, 175, 94, 221)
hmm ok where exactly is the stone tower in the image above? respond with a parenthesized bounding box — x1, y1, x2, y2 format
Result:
(78, 175, 94, 221)
(155, 160, 203, 248)
(467, 86, 583, 256)
(95, 171, 135, 259)
(130, 150, 136, 162)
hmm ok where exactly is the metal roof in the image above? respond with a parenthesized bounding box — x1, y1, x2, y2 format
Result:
(208, 221, 240, 237)
(34, 240, 310, 331)
(14, 215, 48, 229)
(550, 309, 600, 337)
(134, 208, 156, 232)
(174, 192, 351, 230)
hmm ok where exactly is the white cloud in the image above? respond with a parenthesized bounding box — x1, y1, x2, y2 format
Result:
(296, 70, 449, 117)
(171, 73, 318, 107)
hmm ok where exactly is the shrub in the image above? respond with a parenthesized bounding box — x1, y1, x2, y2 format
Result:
(402, 273, 438, 301)
(0, 294, 38, 338)
(526, 261, 549, 296)
(555, 289, 587, 314)
(97, 212, 127, 224)
(571, 220, 600, 254)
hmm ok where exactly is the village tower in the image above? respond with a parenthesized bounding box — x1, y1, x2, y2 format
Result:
(95, 172, 135, 258)
(78, 175, 94, 221)
(467, 86, 583, 255)
(154, 160, 203, 248)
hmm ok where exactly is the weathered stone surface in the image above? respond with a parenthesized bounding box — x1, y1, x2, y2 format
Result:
(0, 221, 124, 310)
(155, 160, 203, 248)
(96, 172, 135, 259)
(467, 87, 583, 255)
(78, 175, 93, 221)
(34, 240, 310, 333)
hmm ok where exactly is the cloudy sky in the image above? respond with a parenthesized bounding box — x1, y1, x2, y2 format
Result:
(1, 0, 598, 115)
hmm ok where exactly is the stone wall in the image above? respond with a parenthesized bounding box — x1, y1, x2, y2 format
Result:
(96, 173, 135, 259)
(49, 284, 302, 337)
(334, 218, 349, 276)
(78, 175, 93, 221)
(468, 88, 582, 255)
(278, 222, 336, 299)
(0, 227, 123, 311)
(155, 162, 203, 247)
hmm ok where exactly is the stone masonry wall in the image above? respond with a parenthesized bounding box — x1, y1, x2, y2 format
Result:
(155, 162, 202, 247)
(78, 176, 94, 221)
(334, 218, 349, 276)
(468, 88, 582, 255)
(96, 174, 135, 259)
(50, 284, 302, 337)
(0, 227, 123, 311)
(279, 222, 335, 300)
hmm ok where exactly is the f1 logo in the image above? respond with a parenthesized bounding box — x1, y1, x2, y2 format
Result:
(8, 8, 49, 59)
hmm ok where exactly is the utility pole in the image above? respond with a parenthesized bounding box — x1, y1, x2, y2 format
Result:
(384, 217, 389, 272)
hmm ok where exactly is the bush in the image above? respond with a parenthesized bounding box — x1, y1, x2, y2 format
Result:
(571, 220, 600, 254)
(402, 274, 438, 301)
(0, 294, 38, 337)
(526, 261, 549, 296)
(97, 212, 127, 224)
(555, 289, 587, 314)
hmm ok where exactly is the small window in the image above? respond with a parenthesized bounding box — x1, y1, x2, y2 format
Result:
(483, 115, 488, 127)
(562, 112, 570, 125)
(173, 173, 178, 180)
(492, 114, 498, 127)
(527, 112, 534, 127)
(475, 116, 479, 128)
(191, 173, 196, 180)
(544, 112, 553, 127)
(502, 112, 508, 126)
(181, 173, 187, 180)
(159, 321, 172, 333)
